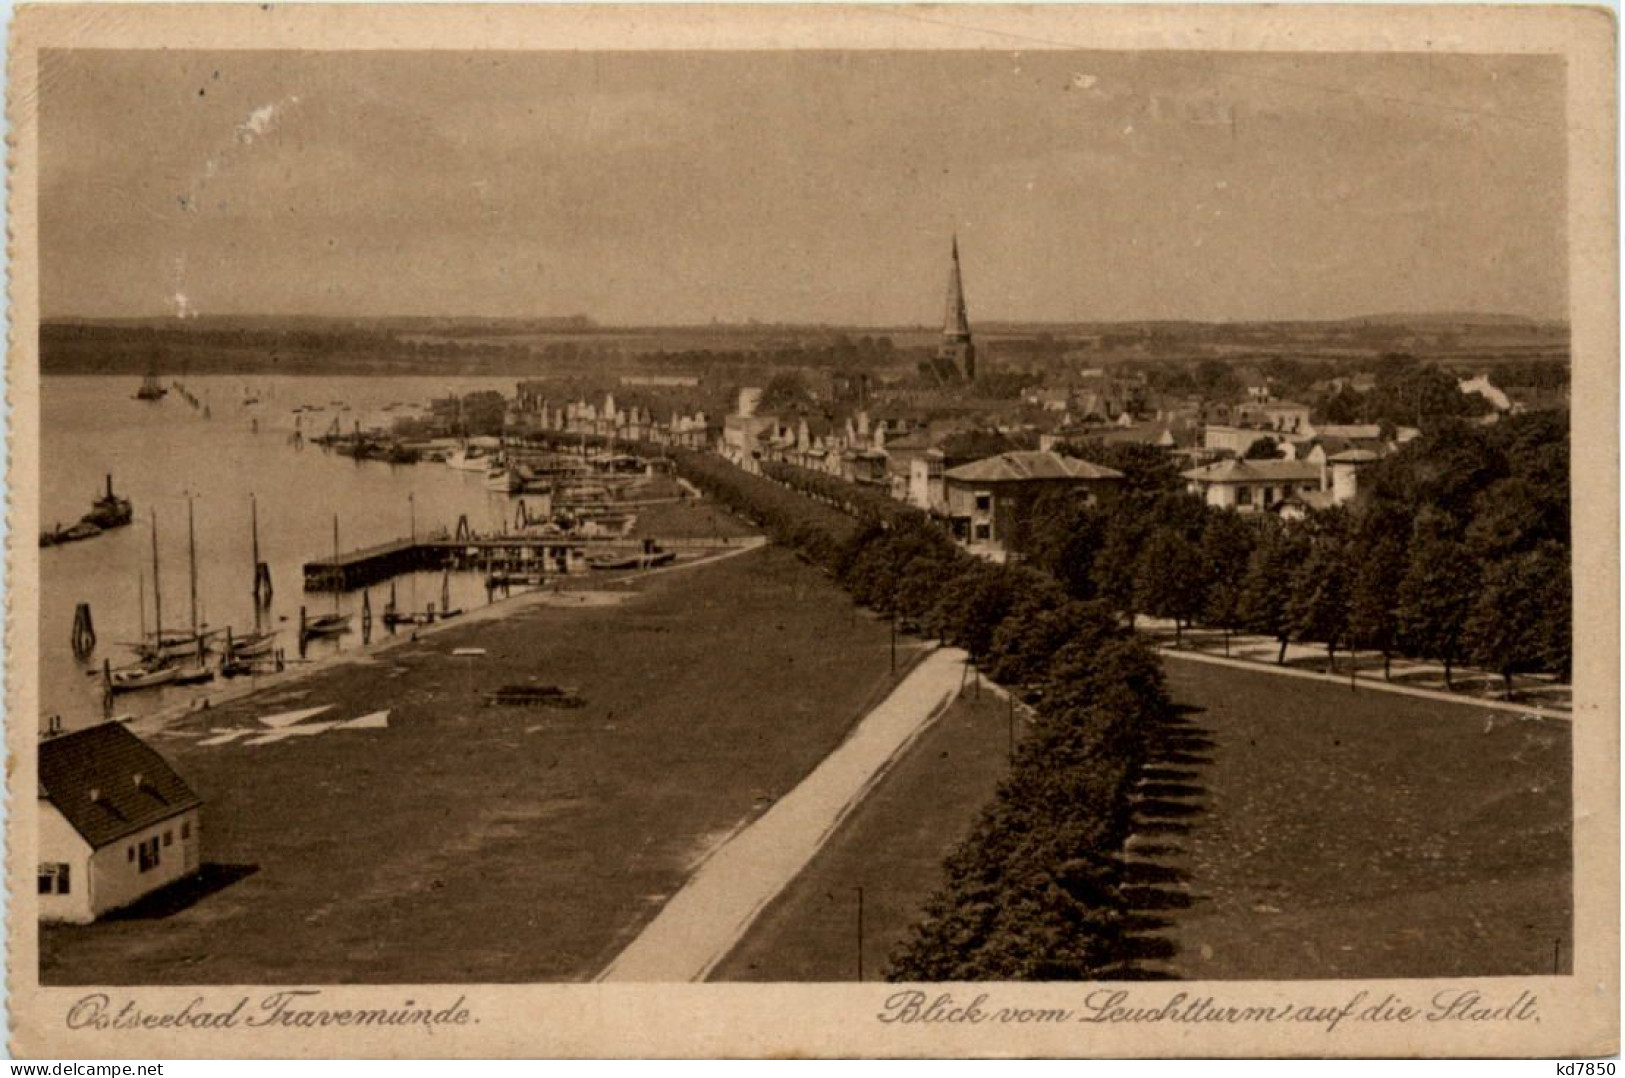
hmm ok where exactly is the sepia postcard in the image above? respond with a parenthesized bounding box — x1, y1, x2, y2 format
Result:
(5, 2, 1618, 1059)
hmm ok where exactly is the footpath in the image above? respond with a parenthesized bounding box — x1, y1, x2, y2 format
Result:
(598, 646, 969, 982)
(1134, 618, 1571, 720)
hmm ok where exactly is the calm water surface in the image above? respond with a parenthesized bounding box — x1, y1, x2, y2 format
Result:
(40, 374, 535, 730)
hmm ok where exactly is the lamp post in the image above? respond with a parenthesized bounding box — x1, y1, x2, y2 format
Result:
(855, 885, 865, 983)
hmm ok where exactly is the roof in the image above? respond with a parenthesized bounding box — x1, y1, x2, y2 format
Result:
(1328, 449, 1382, 464)
(1181, 458, 1323, 484)
(945, 451, 1124, 484)
(39, 723, 202, 849)
(1314, 423, 1383, 440)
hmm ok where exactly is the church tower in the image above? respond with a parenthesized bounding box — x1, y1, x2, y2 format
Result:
(936, 235, 977, 382)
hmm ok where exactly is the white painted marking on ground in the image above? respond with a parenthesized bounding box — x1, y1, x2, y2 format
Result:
(197, 730, 254, 746)
(450, 648, 487, 657)
(244, 722, 339, 746)
(338, 710, 390, 730)
(257, 704, 335, 729)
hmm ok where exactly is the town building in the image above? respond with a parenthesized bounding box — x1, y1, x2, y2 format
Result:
(944, 451, 1123, 559)
(906, 450, 948, 513)
(1180, 458, 1327, 513)
(1202, 424, 1289, 457)
(38, 723, 203, 923)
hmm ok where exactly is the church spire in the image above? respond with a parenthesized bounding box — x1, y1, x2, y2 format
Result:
(935, 234, 976, 382)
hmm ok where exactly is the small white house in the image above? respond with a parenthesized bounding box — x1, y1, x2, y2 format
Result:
(38, 723, 203, 923)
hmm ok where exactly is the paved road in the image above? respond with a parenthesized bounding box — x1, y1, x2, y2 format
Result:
(598, 646, 969, 982)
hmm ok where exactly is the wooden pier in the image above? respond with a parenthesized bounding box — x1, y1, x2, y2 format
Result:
(303, 535, 592, 591)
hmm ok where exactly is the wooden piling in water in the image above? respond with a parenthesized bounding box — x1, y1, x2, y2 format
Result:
(71, 602, 96, 660)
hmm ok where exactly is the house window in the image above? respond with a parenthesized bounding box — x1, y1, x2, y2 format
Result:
(974, 522, 992, 541)
(128, 846, 134, 863)
(181, 821, 191, 840)
(163, 830, 174, 847)
(37, 863, 70, 895)
(974, 493, 992, 513)
(138, 836, 161, 873)
(1237, 487, 1253, 507)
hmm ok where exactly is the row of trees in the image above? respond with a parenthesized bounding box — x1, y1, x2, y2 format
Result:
(1017, 413, 1571, 695)
(669, 450, 1175, 980)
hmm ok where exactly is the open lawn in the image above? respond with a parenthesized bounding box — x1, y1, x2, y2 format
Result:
(41, 546, 904, 985)
(1126, 658, 1572, 979)
(713, 656, 1570, 983)
(629, 499, 759, 541)
(712, 686, 1018, 982)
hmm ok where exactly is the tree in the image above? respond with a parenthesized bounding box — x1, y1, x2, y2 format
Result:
(933, 564, 1016, 663)
(1395, 513, 1480, 688)
(1464, 541, 1571, 696)
(1020, 491, 1106, 600)
(1061, 441, 1181, 494)
(1194, 358, 1242, 400)
(1092, 498, 1152, 624)
(1316, 385, 1367, 425)
(1133, 529, 1207, 645)
(1199, 510, 1257, 655)
(1285, 527, 1353, 674)
(1345, 506, 1411, 679)
(1243, 437, 1284, 461)
(1467, 476, 1565, 559)
(758, 371, 816, 414)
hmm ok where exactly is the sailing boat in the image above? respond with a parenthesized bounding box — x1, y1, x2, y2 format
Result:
(227, 494, 277, 661)
(302, 515, 353, 639)
(135, 356, 167, 401)
(106, 570, 180, 692)
(134, 504, 218, 663)
(168, 497, 216, 685)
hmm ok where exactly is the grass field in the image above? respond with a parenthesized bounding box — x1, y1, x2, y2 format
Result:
(714, 658, 1570, 983)
(712, 686, 1016, 982)
(629, 499, 759, 540)
(1128, 658, 1572, 979)
(41, 545, 905, 985)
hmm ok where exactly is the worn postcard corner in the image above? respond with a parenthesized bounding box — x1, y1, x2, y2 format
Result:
(3, 1, 1618, 1060)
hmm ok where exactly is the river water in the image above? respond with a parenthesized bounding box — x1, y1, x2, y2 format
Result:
(39, 374, 537, 731)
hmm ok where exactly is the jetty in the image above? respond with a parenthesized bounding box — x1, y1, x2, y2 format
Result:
(303, 535, 590, 591)
(302, 533, 754, 592)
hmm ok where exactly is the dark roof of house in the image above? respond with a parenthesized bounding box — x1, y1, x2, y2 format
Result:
(945, 450, 1124, 484)
(39, 723, 202, 849)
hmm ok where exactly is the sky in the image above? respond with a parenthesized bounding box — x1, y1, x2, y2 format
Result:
(40, 49, 1569, 324)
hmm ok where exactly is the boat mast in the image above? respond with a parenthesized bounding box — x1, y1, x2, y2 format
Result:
(333, 515, 341, 615)
(150, 510, 163, 644)
(138, 571, 146, 641)
(187, 495, 199, 637)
